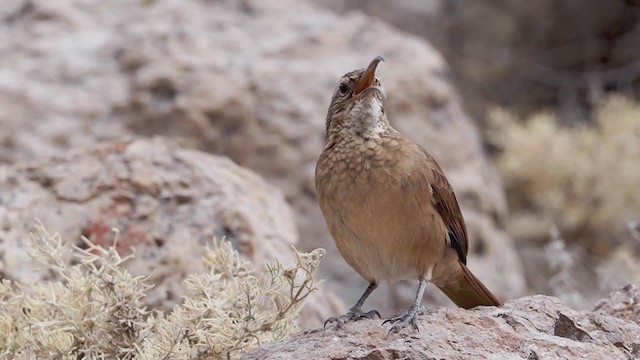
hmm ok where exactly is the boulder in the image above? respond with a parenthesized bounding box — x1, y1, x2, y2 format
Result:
(0, 137, 338, 328)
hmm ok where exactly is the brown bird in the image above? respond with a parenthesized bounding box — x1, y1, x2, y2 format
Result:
(315, 56, 501, 333)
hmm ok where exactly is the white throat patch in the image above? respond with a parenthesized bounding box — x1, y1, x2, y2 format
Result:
(349, 96, 387, 140)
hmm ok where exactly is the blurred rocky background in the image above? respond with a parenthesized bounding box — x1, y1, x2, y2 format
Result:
(0, 0, 638, 328)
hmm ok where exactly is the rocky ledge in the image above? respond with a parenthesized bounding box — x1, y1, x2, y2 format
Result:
(243, 285, 640, 359)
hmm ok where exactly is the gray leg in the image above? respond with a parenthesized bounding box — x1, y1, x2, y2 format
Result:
(383, 278, 428, 333)
(324, 282, 380, 329)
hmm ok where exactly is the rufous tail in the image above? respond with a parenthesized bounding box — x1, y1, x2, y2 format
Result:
(437, 263, 501, 309)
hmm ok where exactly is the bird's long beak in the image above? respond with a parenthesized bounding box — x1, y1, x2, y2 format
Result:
(352, 55, 385, 96)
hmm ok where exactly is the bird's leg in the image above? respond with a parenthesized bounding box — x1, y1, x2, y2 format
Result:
(324, 282, 380, 328)
(383, 277, 428, 333)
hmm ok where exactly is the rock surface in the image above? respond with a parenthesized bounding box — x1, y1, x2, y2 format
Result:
(0, 137, 339, 328)
(243, 293, 640, 360)
(0, 0, 523, 313)
(594, 284, 640, 326)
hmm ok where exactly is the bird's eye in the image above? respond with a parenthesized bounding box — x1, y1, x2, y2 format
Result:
(339, 83, 349, 95)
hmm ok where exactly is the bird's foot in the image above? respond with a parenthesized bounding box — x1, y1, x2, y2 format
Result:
(324, 307, 381, 329)
(383, 305, 427, 333)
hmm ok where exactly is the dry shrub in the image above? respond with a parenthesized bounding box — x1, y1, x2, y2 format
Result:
(491, 96, 640, 254)
(0, 224, 324, 359)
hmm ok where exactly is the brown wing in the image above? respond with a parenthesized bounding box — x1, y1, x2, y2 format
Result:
(423, 150, 469, 264)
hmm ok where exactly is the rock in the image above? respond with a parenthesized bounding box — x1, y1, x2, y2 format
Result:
(594, 284, 640, 326)
(0, 137, 338, 328)
(0, 0, 524, 314)
(243, 293, 640, 360)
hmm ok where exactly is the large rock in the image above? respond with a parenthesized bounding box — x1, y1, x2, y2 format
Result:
(0, 0, 523, 312)
(0, 137, 338, 328)
(243, 292, 640, 359)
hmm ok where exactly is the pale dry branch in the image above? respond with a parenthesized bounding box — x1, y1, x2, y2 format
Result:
(0, 225, 324, 360)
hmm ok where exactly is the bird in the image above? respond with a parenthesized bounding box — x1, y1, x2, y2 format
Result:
(315, 56, 501, 333)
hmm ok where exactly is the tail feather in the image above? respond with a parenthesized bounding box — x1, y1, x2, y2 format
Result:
(437, 263, 501, 309)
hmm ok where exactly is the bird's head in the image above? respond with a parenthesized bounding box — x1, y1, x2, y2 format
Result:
(325, 56, 388, 140)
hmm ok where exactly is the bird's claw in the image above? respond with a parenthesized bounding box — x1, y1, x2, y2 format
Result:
(383, 305, 426, 333)
(324, 308, 381, 329)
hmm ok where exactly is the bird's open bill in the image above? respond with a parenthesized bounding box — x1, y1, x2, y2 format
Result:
(352, 55, 385, 97)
